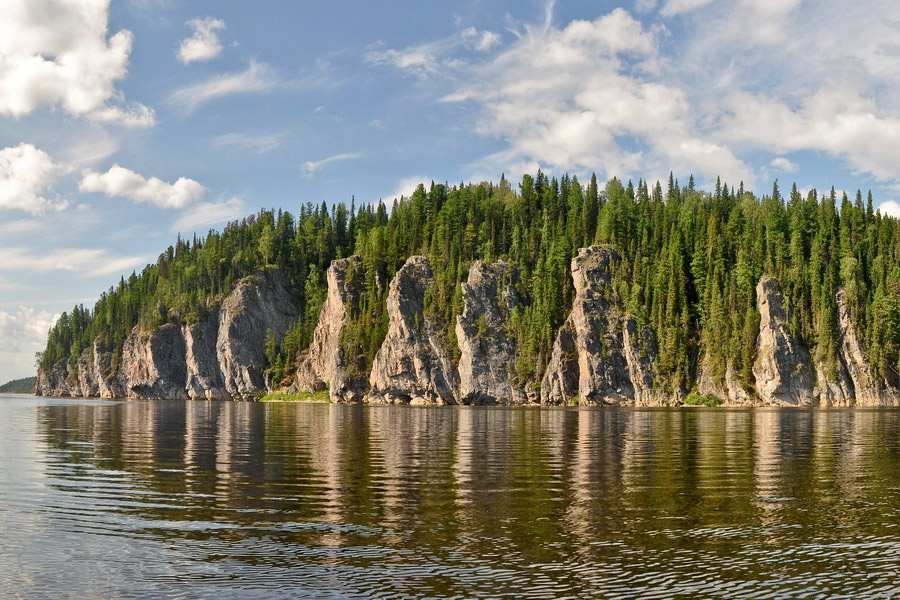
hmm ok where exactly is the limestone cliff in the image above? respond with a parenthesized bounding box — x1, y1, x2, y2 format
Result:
(119, 323, 189, 400)
(184, 312, 226, 400)
(541, 246, 663, 405)
(35, 268, 299, 401)
(368, 256, 459, 404)
(293, 256, 369, 403)
(752, 276, 815, 406)
(455, 260, 527, 405)
(216, 268, 300, 400)
(833, 289, 900, 406)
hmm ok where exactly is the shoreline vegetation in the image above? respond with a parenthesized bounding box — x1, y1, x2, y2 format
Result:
(34, 172, 900, 407)
(259, 391, 331, 403)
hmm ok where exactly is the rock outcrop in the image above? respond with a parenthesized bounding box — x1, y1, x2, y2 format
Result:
(93, 340, 125, 399)
(455, 260, 527, 405)
(33, 252, 900, 407)
(541, 246, 662, 405)
(184, 312, 226, 400)
(35, 268, 299, 401)
(35, 360, 74, 397)
(119, 323, 189, 400)
(833, 289, 900, 406)
(216, 269, 300, 400)
(76, 347, 100, 398)
(752, 276, 815, 406)
(368, 256, 459, 404)
(695, 357, 752, 405)
(294, 256, 370, 403)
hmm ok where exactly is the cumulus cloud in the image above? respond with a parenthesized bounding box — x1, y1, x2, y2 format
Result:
(168, 61, 278, 112)
(364, 1, 900, 191)
(0, 306, 59, 353)
(178, 17, 226, 64)
(173, 196, 245, 232)
(79, 165, 204, 209)
(0, 247, 145, 277)
(0, 0, 154, 126)
(877, 200, 900, 219)
(0, 144, 68, 214)
(770, 157, 799, 173)
(301, 152, 362, 178)
(442, 7, 751, 185)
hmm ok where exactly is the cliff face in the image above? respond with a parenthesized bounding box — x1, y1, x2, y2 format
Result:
(184, 312, 226, 400)
(36, 268, 298, 401)
(752, 276, 815, 406)
(119, 323, 189, 400)
(455, 260, 527, 405)
(368, 256, 459, 405)
(294, 256, 369, 403)
(216, 269, 299, 400)
(833, 290, 900, 406)
(34, 254, 900, 407)
(541, 246, 663, 406)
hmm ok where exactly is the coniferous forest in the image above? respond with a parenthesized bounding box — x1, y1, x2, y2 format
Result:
(38, 172, 900, 396)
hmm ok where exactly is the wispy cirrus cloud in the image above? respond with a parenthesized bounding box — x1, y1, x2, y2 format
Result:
(301, 152, 362, 178)
(0, 247, 145, 278)
(168, 61, 278, 113)
(211, 132, 285, 154)
(173, 196, 245, 232)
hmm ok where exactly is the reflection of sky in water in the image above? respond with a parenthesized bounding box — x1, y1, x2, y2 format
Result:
(1, 395, 899, 599)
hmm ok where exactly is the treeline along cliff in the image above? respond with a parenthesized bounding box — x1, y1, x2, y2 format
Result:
(36, 173, 900, 405)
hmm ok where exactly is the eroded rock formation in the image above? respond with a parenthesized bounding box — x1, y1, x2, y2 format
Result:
(368, 256, 459, 405)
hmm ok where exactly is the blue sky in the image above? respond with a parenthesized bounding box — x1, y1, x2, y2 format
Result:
(2, 0, 900, 381)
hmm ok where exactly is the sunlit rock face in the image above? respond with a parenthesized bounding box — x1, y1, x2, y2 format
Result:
(455, 260, 527, 405)
(215, 268, 300, 400)
(294, 255, 370, 403)
(368, 256, 458, 405)
(542, 246, 663, 406)
(753, 276, 815, 406)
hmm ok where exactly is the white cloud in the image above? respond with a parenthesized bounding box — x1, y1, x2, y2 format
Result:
(211, 133, 284, 154)
(366, 47, 439, 79)
(0, 306, 59, 353)
(301, 153, 362, 178)
(0, 144, 68, 214)
(0, 247, 145, 277)
(770, 157, 799, 173)
(877, 200, 900, 219)
(461, 28, 501, 52)
(380, 176, 431, 204)
(173, 197, 245, 232)
(168, 61, 278, 112)
(660, 0, 718, 16)
(79, 164, 204, 209)
(0, 0, 153, 127)
(178, 17, 225, 64)
(442, 7, 752, 185)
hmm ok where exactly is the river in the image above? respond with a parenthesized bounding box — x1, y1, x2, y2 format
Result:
(0, 394, 898, 599)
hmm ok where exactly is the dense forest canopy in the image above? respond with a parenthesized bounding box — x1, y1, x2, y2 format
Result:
(38, 172, 900, 394)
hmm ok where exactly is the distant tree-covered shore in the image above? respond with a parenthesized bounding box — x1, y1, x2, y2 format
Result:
(37, 172, 900, 395)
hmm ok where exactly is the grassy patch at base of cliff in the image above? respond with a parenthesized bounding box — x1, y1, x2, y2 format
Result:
(259, 390, 331, 403)
(684, 392, 725, 407)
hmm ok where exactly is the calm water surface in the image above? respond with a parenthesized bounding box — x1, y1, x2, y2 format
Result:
(1, 394, 898, 599)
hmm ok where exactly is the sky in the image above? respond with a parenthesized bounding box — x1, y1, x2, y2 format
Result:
(2, 0, 900, 382)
